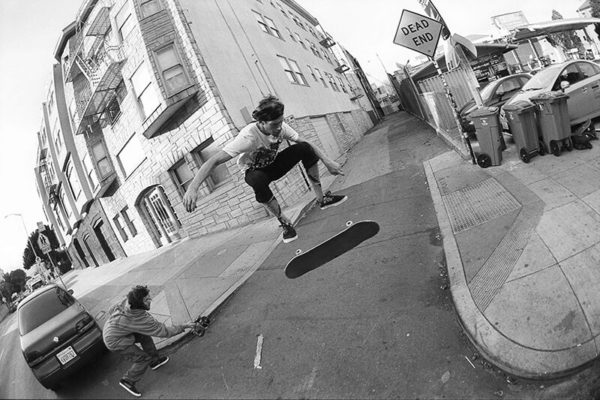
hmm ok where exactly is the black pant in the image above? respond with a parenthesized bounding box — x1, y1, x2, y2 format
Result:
(245, 142, 318, 203)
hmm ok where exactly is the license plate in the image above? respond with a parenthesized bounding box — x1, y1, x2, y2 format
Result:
(56, 346, 77, 365)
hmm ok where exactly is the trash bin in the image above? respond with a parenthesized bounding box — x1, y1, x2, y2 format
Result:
(531, 92, 572, 156)
(470, 106, 503, 168)
(503, 101, 543, 163)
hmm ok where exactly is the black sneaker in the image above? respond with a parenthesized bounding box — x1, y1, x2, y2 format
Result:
(280, 222, 298, 243)
(319, 191, 347, 210)
(119, 379, 141, 397)
(150, 355, 169, 370)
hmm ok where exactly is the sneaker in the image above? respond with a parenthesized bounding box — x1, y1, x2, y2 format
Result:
(319, 191, 347, 210)
(119, 379, 141, 397)
(150, 355, 169, 370)
(280, 222, 298, 243)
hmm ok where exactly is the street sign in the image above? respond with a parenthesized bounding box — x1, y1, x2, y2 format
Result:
(37, 232, 51, 254)
(393, 9, 443, 58)
(37, 221, 46, 232)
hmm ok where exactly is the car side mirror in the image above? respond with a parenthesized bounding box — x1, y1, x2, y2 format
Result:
(560, 80, 570, 91)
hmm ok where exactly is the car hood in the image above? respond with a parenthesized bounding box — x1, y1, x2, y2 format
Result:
(503, 88, 547, 108)
(20, 303, 88, 362)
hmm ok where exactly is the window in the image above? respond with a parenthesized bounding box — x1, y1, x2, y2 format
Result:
(156, 45, 190, 95)
(278, 56, 307, 86)
(323, 50, 332, 64)
(338, 76, 347, 93)
(140, 0, 161, 19)
(131, 62, 161, 118)
(294, 33, 306, 49)
(578, 61, 600, 78)
(54, 204, 65, 231)
(192, 138, 230, 190)
(286, 28, 295, 41)
(252, 11, 269, 33)
(65, 159, 82, 200)
(113, 214, 128, 241)
(315, 68, 327, 87)
(92, 142, 113, 178)
(309, 42, 321, 58)
(307, 65, 318, 82)
(83, 154, 98, 190)
(122, 206, 138, 236)
(253, 11, 281, 38)
(277, 3, 288, 17)
(18, 288, 75, 335)
(115, 0, 135, 41)
(54, 130, 63, 153)
(326, 73, 339, 91)
(60, 187, 72, 219)
(170, 159, 194, 197)
(118, 135, 146, 177)
(264, 17, 281, 38)
(289, 59, 308, 85)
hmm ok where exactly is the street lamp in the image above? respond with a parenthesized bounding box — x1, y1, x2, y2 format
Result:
(3, 213, 66, 289)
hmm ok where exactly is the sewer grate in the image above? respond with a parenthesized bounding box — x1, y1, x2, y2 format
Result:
(442, 178, 521, 234)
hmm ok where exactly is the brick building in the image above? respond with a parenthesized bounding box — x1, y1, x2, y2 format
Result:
(34, 0, 376, 269)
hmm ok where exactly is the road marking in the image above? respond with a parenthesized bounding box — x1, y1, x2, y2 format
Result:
(0, 348, 5, 362)
(254, 334, 264, 369)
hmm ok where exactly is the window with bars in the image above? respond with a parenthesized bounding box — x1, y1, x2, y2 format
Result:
(277, 56, 308, 86)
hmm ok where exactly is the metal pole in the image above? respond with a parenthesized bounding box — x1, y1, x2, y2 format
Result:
(431, 58, 476, 164)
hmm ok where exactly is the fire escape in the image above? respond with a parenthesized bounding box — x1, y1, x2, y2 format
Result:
(64, 6, 126, 136)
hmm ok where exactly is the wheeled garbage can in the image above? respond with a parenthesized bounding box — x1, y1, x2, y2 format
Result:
(530, 92, 571, 156)
(503, 101, 543, 163)
(470, 106, 503, 168)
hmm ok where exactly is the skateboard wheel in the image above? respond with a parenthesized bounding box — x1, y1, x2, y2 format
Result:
(295, 249, 302, 255)
(346, 221, 353, 227)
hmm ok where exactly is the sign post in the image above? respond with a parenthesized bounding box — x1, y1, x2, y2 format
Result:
(393, 9, 476, 164)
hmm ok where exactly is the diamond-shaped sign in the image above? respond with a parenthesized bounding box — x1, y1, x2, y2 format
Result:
(393, 9, 443, 58)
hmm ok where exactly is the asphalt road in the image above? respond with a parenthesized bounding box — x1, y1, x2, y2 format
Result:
(4, 114, 600, 398)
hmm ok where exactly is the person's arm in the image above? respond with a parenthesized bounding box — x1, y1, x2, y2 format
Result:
(290, 136, 344, 175)
(135, 314, 197, 338)
(183, 150, 233, 212)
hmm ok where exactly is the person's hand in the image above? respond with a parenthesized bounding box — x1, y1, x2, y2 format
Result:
(183, 186, 199, 212)
(325, 160, 344, 176)
(181, 321, 197, 330)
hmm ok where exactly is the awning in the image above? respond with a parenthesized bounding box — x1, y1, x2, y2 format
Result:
(511, 17, 600, 42)
(411, 42, 518, 81)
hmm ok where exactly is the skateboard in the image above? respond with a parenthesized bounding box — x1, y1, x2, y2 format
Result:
(192, 316, 210, 337)
(284, 220, 380, 279)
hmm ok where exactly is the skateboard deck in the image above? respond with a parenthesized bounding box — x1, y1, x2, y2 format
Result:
(284, 220, 380, 279)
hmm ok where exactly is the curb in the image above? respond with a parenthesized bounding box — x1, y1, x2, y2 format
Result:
(423, 159, 595, 380)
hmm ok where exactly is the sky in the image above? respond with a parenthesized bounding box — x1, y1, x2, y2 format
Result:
(0, 0, 584, 271)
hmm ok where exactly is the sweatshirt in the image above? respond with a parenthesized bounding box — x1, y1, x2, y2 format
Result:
(102, 298, 185, 351)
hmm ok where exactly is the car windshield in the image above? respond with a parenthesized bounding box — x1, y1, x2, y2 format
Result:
(521, 67, 559, 91)
(19, 288, 76, 335)
(479, 82, 496, 102)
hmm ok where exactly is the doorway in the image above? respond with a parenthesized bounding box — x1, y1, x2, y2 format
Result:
(93, 220, 116, 262)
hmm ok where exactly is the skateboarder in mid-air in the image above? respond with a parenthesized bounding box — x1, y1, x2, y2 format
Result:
(183, 95, 347, 243)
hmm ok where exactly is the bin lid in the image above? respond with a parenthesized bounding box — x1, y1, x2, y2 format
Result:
(469, 106, 499, 118)
(503, 100, 535, 113)
(530, 91, 569, 103)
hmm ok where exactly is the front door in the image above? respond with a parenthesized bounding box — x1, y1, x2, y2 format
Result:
(93, 220, 115, 262)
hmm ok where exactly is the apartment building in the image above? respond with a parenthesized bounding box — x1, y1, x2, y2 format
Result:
(34, 0, 375, 269)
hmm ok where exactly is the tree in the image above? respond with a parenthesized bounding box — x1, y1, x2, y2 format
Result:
(9, 269, 26, 292)
(0, 281, 13, 303)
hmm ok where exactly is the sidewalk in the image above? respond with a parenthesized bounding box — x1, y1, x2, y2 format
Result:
(426, 131, 600, 379)
(45, 111, 600, 380)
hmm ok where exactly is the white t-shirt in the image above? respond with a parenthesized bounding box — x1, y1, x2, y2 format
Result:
(223, 122, 300, 171)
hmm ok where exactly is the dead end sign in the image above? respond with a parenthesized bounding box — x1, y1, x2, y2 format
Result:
(393, 9, 443, 58)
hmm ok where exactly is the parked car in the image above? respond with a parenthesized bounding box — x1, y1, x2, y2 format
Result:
(459, 73, 531, 137)
(17, 284, 105, 390)
(502, 60, 600, 129)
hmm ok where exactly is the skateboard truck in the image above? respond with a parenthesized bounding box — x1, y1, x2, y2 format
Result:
(192, 316, 210, 337)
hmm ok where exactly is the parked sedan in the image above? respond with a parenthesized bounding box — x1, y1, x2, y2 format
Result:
(17, 284, 105, 390)
(502, 60, 600, 128)
(459, 73, 531, 136)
